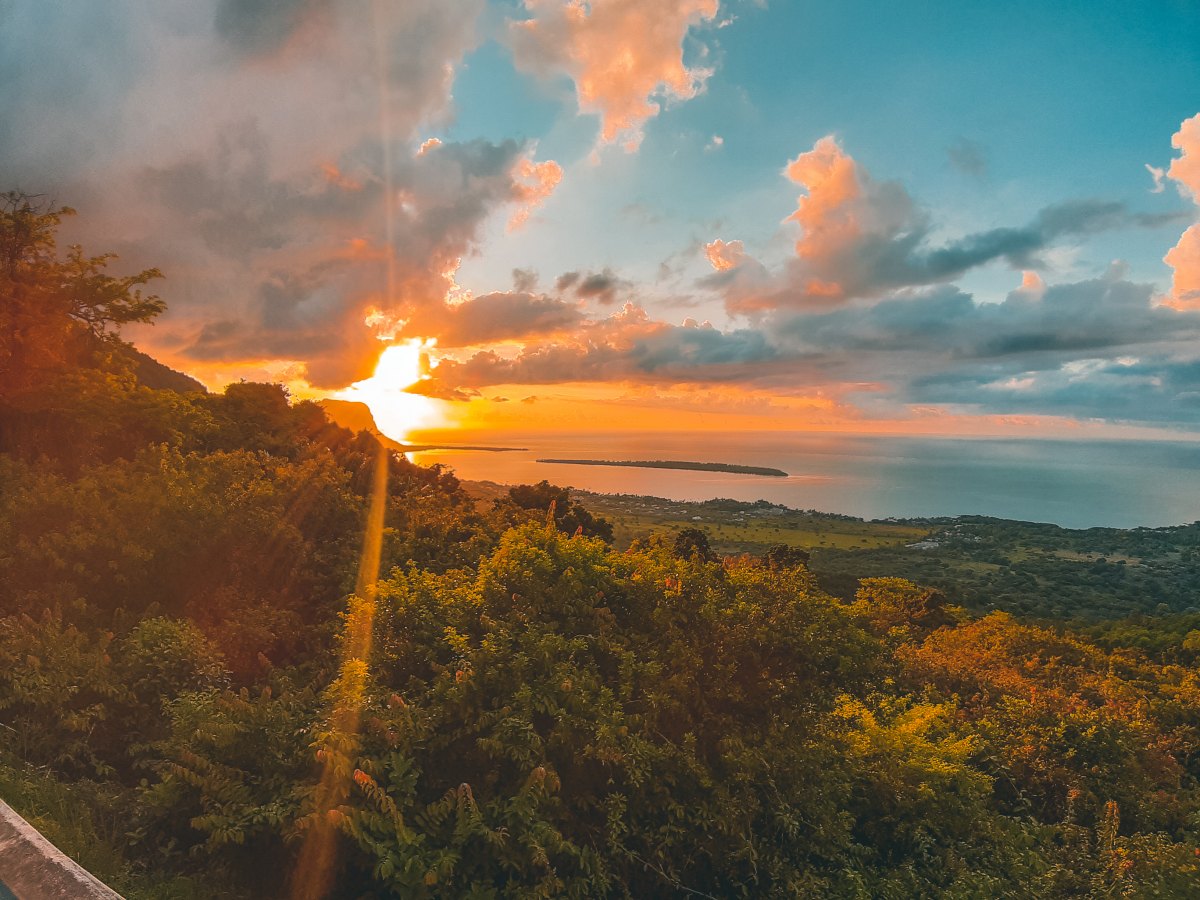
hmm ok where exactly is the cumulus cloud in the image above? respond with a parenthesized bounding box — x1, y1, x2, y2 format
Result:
(508, 0, 720, 150)
(1168, 114, 1200, 199)
(704, 238, 745, 271)
(713, 135, 1184, 314)
(1019, 270, 1046, 294)
(507, 156, 563, 229)
(0, 0, 573, 387)
(1163, 113, 1200, 309)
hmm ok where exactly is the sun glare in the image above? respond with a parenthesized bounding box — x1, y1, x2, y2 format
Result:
(334, 339, 441, 442)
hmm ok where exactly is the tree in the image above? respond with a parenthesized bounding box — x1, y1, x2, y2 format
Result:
(672, 526, 715, 562)
(507, 479, 613, 541)
(763, 543, 811, 571)
(0, 191, 163, 396)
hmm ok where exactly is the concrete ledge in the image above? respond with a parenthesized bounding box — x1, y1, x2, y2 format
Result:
(0, 800, 123, 899)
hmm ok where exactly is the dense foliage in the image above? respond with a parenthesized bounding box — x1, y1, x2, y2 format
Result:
(3, 198, 1200, 897)
(813, 517, 1200, 619)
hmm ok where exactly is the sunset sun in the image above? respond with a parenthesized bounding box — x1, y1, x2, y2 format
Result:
(335, 339, 442, 442)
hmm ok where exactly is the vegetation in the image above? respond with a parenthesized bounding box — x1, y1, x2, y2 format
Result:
(4, 196, 1200, 896)
(568, 492, 1200, 620)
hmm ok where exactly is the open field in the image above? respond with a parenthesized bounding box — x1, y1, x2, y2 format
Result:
(461, 480, 929, 552)
(572, 491, 928, 552)
(462, 479, 1200, 619)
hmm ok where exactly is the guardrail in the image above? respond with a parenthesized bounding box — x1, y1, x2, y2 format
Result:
(0, 800, 123, 899)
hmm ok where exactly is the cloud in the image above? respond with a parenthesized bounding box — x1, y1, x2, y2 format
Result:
(1, 1, 576, 388)
(1146, 164, 1166, 194)
(555, 268, 626, 304)
(414, 121, 1200, 427)
(416, 302, 779, 394)
(1164, 226, 1200, 310)
(507, 156, 563, 229)
(213, 0, 330, 58)
(911, 356, 1200, 424)
(704, 238, 745, 271)
(404, 289, 585, 348)
(417, 257, 1200, 425)
(713, 135, 1185, 314)
(947, 138, 987, 177)
(1163, 113, 1200, 309)
(1168, 113, 1200, 200)
(135, 134, 561, 385)
(774, 269, 1195, 364)
(508, 0, 720, 150)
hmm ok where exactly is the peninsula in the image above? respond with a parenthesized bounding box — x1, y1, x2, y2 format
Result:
(536, 458, 789, 477)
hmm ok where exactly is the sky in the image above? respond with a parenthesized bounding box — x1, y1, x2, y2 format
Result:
(4, 0, 1200, 440)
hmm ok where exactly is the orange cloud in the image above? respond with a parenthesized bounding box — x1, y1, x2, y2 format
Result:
(319, 162, 364, 191)
(704, 238, 745, 271)
(1019, 270, 1045, 294)
(508, 156, 564, 229)
(1164, 113, 1200, 309)
(784, 135, 864, 261)
(509, 0, 720, 150)
(1168, 113, 1200, 200)
(1164, 225, 1200, 309)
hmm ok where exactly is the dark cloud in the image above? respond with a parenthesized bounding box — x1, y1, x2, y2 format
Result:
(911, 357, 1200, 424)
(574, 269, 623, 304)
(417, 304, 779, 393)
(407, 290, 584, 348)
(512, 268, 538, 292)
(947, 138, 987, 177)
(775, 199, 1183, 307)
(776, 271, 1195, 363)
(131, 132, 552, 385)
(553, 268, 626, 304)
(214, 0, 326, 56)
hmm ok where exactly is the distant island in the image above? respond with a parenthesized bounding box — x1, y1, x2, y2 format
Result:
(537, 458, 789, 477)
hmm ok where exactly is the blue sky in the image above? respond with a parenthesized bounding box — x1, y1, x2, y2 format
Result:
(447, 0, 1199, 304)
(3, 0, 1200, 436)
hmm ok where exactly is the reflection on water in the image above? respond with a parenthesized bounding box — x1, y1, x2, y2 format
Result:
(406, 431, 1200, 529)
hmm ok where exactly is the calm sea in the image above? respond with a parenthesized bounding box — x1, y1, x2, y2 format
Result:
(406, 432, 1200, 529)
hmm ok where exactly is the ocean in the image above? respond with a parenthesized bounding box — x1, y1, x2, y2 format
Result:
(405, 432, 1200, 529)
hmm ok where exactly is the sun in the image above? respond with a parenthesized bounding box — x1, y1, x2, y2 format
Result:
(334, 339, 441, 442)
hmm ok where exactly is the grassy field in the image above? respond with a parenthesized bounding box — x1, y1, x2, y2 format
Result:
(462, 480, 929, 554)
